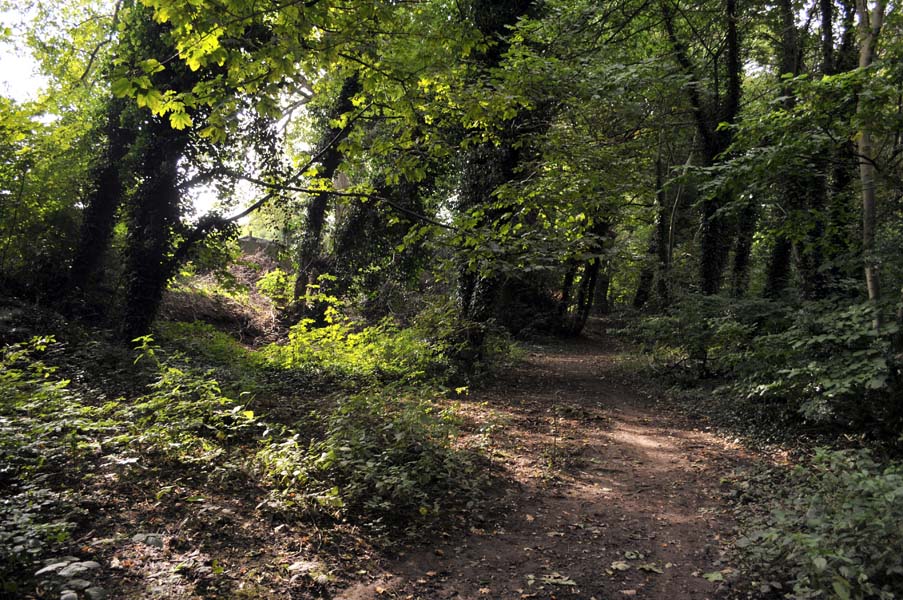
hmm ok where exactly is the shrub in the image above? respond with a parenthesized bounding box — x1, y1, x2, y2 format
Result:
(628, 294, 788, 378)
(736, 448, 903, 599)
(256, 268, 294, 309)
(630, 295, 899, 428)
(261, 306, 450, 384)
(257, 389, 482, 524)
(732, 301, 897, 426)
(127, 336, 261, 461)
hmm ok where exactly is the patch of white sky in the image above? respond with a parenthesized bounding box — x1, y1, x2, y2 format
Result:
(0, 8, 47, 102)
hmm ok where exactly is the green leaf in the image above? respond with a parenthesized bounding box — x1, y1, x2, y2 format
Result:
(169, 111, 193, 130)
(111, 78, 133, 97)
(832, 578, 851, 600)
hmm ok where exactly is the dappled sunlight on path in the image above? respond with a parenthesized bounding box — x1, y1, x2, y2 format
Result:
(337, 336, 750, 600)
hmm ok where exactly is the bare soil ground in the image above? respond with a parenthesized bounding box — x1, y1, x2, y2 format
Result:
(337, 334, 753, 600)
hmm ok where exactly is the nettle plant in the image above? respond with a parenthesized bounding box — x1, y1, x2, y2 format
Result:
(127, 336, 262, 461)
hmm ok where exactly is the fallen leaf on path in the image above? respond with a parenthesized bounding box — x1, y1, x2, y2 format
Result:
(620, 590, 637, 596)
(638, 563, 663, 574)
(703, 571, 725, 582)
(541, 573, 577, 586)
(610, 561, 630, 571)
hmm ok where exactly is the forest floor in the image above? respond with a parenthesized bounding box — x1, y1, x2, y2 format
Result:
(336, 330, 756, 600)
(14, 318, 764, 600)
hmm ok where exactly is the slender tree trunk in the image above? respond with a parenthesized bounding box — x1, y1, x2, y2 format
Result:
(731, 200, 757, 297)
(855, 0, 887, 328)
(595, 262, 612, 315)
(764, 236, 793, 298)
(655, 158, 672, 306)
(633, 258, 655, 309)
(573, 259, 600, 332)
(559, 262, 578, 319)
(820, 0, 835, 74)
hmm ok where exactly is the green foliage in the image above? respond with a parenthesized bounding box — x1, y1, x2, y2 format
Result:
(262, 306, 450, 384)
(257, 389, 480, 524)
(255, 268, 294, 309)
(737, 449, 903, 599)
(630, 295, 900, 428)
(156, 321, 267, 393)
(0, 337, 84, 592)
(732, 302, 898, 425)
(629, 294, 786, 378)
(127, 336, 260, 462)
(0, 334, 262, 590)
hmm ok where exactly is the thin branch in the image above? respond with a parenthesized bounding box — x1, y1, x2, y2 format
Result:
(78, 0, 122, 85)
(166, 101, 373, 269)
(222, 169, 456, 230)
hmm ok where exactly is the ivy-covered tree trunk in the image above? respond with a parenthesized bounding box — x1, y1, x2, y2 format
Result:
(453, 0, 538, 362)
(121, 131, 186, 341)
(68, 98, 132, 300)
(662, 0, 742, 295)
(764, 236, 793, 299)
(330, 173, 430, 316)
(292, 74, 360, 311)
(730, 200, 757, 297)
(595, 263, 612, 315)
(457, 140, 517, 327)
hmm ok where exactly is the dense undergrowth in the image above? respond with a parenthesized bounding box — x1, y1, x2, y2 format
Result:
(727, 448, 903, 600)
(0, 294, 510, 596)
(627, 293, 901, 435)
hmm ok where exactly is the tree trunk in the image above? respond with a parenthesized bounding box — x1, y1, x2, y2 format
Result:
(855, 0, 887, 328)
(68, 98, 132, 298)
(559, 262, 578, 319)
(731, 200, 757, 297)
(655, 158, 672, 306)
(292, 74, 361, 309)
(122, 142, 183, 341)
(764, 236, 793, 298)
(595, 263, 612, 315)
(662, 0, 742, 295)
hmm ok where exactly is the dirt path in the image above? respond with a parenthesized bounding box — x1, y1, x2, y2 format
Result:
(338, 336, 751, 600)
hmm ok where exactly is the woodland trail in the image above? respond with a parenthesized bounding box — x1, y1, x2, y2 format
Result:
(338, 332, 752, 600)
